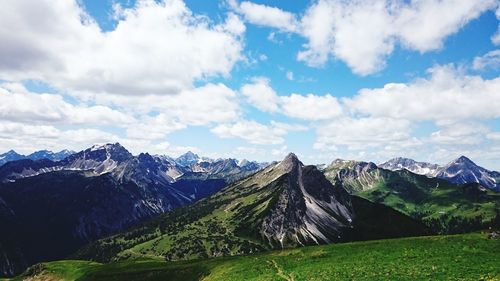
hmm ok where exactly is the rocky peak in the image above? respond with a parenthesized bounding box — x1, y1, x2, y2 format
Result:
(256, 152, 353, 247)
(175, 151, 200, 166)
(85, 143, 132, 162)
(2, 150, 22, 157)
(280, 153, 302, 171)
(454, 155, 475, 165)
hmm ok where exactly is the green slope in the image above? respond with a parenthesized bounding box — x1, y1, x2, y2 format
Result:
(324, 161, 500, 233)
(8, 233, 500, 281)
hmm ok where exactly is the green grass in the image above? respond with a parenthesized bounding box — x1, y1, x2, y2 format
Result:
(9, 233, 500, 281)
(357, 176, 500, 233)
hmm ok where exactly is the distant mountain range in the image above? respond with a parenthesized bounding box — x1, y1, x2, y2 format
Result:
(0, 149, 74, 166)
(380, 156, 500, 191)
(324, 158, 500, 234)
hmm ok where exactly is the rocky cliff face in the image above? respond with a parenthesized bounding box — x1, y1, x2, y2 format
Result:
(257, 154, 353, 247)
(323, 159, 384, 192)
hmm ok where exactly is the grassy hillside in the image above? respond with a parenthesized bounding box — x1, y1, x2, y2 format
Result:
(324, 162, 500, 233)
(357, 170, 500, 233)
(7, 233, 500, 281)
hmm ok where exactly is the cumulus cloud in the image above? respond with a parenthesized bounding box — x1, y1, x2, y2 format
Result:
(430, 122, 488, 145)
(297, 0, 496, 75)
(280, 94, 343, 120)
(314, 117, 414, 151)
(240, 78, 343, 120)
(0, 0, 244, 95)
(310, 63, 500, 167)
(240, 78, 281, 112)
(211, 120, 306, 145)
(0, 121, 199, 157)
(0, 83, 132, 125)
(344, 65, 500, 123)
(492, 5, 500, 45)
(0, 122, 120, 154)
(473, 49, 500, 70)
(84, 83, 239, 127)
(231, 1, 299, 33)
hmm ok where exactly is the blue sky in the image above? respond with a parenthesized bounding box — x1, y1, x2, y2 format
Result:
(1, 0, 500, 169)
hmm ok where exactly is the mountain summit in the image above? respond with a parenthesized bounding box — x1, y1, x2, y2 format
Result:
(175, 151, 200, 167)
(437, 156, 499, 191)
(379, 157, 441, 177)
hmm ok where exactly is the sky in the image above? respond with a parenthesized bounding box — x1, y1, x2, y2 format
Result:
(0, 0, 500, 169)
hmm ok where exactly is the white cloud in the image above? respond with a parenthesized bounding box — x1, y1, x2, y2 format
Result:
(125, 114, 187, 141)
(0, 81, 241, 150)
(473, 49, 500, 70)
(0, 122, 121, 154)
(298, 0, 496, 75)
(0, 121, 201, 157)
(492, 5, 500, 45)
(211, 120, 305, 145)
(344, 65, 500, 123)
(298, 0, 395, 74)
(240, 78, 280, 112)
(280, 94, 343, 120)
(0, 82, 132, 125)
(487, 132, 500, 141)
(286, 71, 294, 80)
(241, 78, 343, 120)
(430, 122, 488, 145)
(85, 83, 239, 127)
(233, 1, 299, 33)
(395, 0, 493, 51)
(314, 117, 414, 151)
(0, 0, 244, 96)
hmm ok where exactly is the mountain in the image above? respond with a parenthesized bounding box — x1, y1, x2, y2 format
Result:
(0, 150, 25, 166)
(0, 149, 74, 167)
(75, 153, 429, 263)
(379, 157, 441, 177)
(175, 151, 201, 167)
(323, 159, 383, 192)
(380, 156, 500, 191)
(324, 159, 500, 234)
(436, 156, 500, 192)
(27, 149, 74, 161)
(0, 143, 264, 277)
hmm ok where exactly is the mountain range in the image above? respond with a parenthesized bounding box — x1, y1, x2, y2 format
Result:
(0, 143, 264, 276)
(324, 159, 500, 234)
(0, 149, 74, 166)
(74, 153, 429, 263)
(0, 144, 498, 277)
(380, 156, 500, 191)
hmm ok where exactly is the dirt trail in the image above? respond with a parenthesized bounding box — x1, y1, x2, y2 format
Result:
(267, 259, 295, 281)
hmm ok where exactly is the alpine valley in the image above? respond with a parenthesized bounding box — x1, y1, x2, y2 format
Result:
(0, 144, 499, 279)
